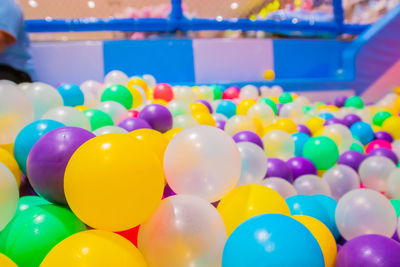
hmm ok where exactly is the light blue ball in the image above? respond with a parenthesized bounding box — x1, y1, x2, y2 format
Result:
(222, 213, 324, 267)
(14, 120, 65, 175)
(216, 100, 237, 119)
(57, 83, 84, 107)
(312, 194, 341, 240)
(350, 121, 374, 145)
(292, 132, 310, 157)
(318, 112, 334, 120)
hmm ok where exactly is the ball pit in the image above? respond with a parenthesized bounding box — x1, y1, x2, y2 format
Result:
(2, 71, 400, 266)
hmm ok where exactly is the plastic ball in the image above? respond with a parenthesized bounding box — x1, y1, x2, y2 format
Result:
(64, 133, 164, 231)
(0, 204, 86, 267)
(128, 77, 148, 92)
(126, 83, 146, 108)
(57, 83, 84, 107)
(262, 130, 295, 160)
(225, 115, 260, 136)
(344, 96, 364, 109)
(138, 104, 173, 133)
(237, 142, 267, 186)
(350, 121, 374, 145)
(350, 140, 365, 153)
(263, 69, 275, 80)
(334, 95, 347, 107)
(173, 114, 199, 128)
(312, 195, 340, 240)
(80, 80, 101, 95)
(365, 139, 392, 153)
(193, 112, 216, 126)
(341, 113, 361, 127)
(292, 132, 310, 157)
(258, 98, 278, 115)
(0, 148, 21, 186)
(167, 100, 190, 117)
(217, 185, 290, 235)
(0, 84, 34, 144)
(287, 156, 317, 180)
(190, 102, 209, 115)
(239, 85, 259, 99)
(25, 82, 63, 120)
(336, 234, 400, 267)
(27, 127, 95, 205)
(222, 213, 324, 267)
(163, 128, 182, 142)
(173, 86, 196, 103)
(196, 86, 214, 102)
(101, 84, 133, 109)
(303, 136, 339, 170)
(118, 118, 151, 132)
(387, 168, 400, 198)
(321, 124, 353, 153)
(96, 101, 128, 124)
(41, 230, 146, 267)
(359, 156, 396, 192)
(0, 253, 16, 267)
(306, 117, 325, 135)
(0, 162, 18, 231)
(262, 177, 297, 199)
(223, 87, 240, 100)
(293, 215, 337, 267)
(216, 100, 237, 118)
(294, 175, 332, 196)
(265, 158, 293, 182)
(129, 128, 168, 161)
(139, 195, 226, 266)
(247, 102, 274, 127)
(236, 99, 256, 115)
(279, 92, 293, 104)
(164, 126, 241, 202)
(373, 111, 392, 126)
(382, 116, 400, 140)
(83, 109, 114, 131)
(42, 106, 91, 130)
(335, 189, 397, 240)
(322, 165, 360, 201)
(153, 83, 173, 102)
(279, 102, 303, 122)
(232, 130, 264, 149)
(104, 70, 128, 85)
(375, 131, 394, 142)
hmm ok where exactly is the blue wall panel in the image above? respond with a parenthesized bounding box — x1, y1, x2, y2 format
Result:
(273, 39, 349, 79)
(103, 39, 195, 83)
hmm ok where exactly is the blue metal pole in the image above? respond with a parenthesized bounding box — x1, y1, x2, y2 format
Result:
(170, 0, 183, 21)
(333, 0, 345, 33)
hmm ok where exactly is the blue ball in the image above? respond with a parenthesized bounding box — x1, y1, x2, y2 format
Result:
(286, 195, 331, 231)
(57, 83, 84, 107)
(14, 120, 65, 175)
(222, 213, 324, 267)
(350, 121, 374, 145)
(292, 132, 310, 157)
(312, 194, 341, 240)
(216, 100, 237, 119)
(318, 112, 334, 120)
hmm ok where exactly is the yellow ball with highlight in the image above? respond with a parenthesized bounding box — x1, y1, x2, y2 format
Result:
(274, 118, 298, 134)
(263, 70, 275, 80)
(306, 117, 325, 135)
(236, 99, 256, 115)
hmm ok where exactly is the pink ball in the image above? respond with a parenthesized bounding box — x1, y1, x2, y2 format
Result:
(223, 87, 240, 100)
(365, 140, 392, 154)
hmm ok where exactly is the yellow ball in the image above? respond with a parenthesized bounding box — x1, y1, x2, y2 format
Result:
(326, 106, 339, 112)
(263, 70, 275, 80)
(75, 105, 88, 111)
(192, 86, 199, 92)
(40, 230, 147, 267)
(252, 118, 265, 137)
(127, 78, 148, 92)
(274, 118, 298, 134)
(236, 99, 256, 115)
(192, 112, 216, 127)
(372, 125, 382, 132)
(126, 85, 144, 108)
(263, 124, 279, 134)
(314, 127, 325, 137)
(164, 128, 183, 142)
(64, 133, 164, 231)
(317, 170, 326, 177)
(0, 143, 14, 155)
(217, 184, 290, 235)
(382, 116, 400, 140)
(129, 129, 168, 161)
(306, 117, 325, 135)
(190, 103, 209, 114)
(394, 87, 400, 95)
(0, 253, 16, 267)
(152, 99, 168, 106)
(394, 96, 400, 112)
(292, 215, 337, 267)
(291, 93, 298, 100)
(0, 148, 21, 186)
(270, 96, 279, 103)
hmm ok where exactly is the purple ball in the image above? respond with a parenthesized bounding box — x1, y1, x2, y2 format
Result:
(324, 117, 344, 126)
(195, 99, 213, 113)
(163, 184, 176, 198)
(232, 131, 264, 149)
(27, 127, 95, 205)
(342, 114, 361, 127)
(336, 234, 400, 267)
(216, 120, 226, 130)
(138, 104, 173, 133)
(375, 131, 394, 143)
(265, 158, 293, 183)
(287, 157, 317, 180)
(334, 95, 348, 107)
(118, 118, 152, 132)
(337, 150, 366, 171)
(368, 147, 399, 164)
(277, 103, 283, 115)
(297, 124, 312, 136)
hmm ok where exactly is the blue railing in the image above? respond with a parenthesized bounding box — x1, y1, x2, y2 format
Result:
(25, 0, 370, 36)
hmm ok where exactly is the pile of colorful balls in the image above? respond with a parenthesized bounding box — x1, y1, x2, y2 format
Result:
(0, 70, 400, 266)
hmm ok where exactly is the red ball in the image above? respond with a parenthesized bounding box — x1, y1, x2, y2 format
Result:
(223, 87, 240, 100)
(127, 109, 139, 118)
(116, 225, 140, 247)
(365, 140, 392, 154)
(154, 83, 174, 102)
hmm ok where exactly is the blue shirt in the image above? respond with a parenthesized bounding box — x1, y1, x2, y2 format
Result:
(0, 0, 34, 77)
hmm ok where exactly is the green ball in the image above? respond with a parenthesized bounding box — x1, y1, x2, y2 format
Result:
(212, 85, 223, 100)
(303, 136, 339, 170)
(83, 109, 114, 131)
(258, 98, 278, 115)
(16, 196, 50, 216)
(390, 199, 400, 218)
(372, 111, 392, 126)
(0, 204, 86, 267)
(302, 106, 312, 115)
(350, 142, 365, 153)
(101, 84, 133, 109)
(279, 92, 293, 104)
(345, 96, 364, 109)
